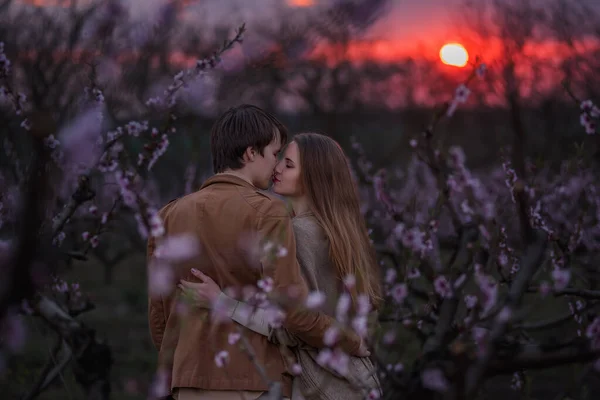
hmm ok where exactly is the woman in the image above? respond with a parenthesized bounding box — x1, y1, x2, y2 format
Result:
(180, 133, 383, 400)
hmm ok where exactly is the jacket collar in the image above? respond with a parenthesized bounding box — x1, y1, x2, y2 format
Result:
(200, 173, 257, 191)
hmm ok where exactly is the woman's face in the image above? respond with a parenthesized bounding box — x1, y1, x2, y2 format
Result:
(272, 141, 303, 197)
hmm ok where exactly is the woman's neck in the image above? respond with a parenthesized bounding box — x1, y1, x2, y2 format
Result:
(290, 195, 311, 217)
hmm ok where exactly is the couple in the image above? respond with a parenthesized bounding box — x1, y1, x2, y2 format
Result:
(147, 104, 382, 400)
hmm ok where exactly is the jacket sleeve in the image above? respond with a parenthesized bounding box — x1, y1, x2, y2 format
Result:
(147, 234, 167, 351)
(257, 204, 362, 354)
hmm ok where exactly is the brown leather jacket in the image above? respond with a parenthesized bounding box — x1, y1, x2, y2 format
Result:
(147, 174, 361, 397)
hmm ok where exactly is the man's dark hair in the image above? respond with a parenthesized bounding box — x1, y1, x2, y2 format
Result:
(210, 104, 288, 173)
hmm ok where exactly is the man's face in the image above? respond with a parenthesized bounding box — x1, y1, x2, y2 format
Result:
(251, 130, 283, 190)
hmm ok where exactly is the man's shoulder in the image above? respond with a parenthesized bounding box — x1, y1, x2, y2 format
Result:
(244, 190, 291, 219)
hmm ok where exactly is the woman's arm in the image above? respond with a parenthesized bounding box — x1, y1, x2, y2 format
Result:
(216, 292, 271, 336)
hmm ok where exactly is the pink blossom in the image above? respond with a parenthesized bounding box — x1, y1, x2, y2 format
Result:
(81, 231, 90, 241)
(88, 205, 98, 215)
(0, 42, 11, 77)
(390, 283, 408, 304)
(43, 134, 60, 149)
(538, 281, 551, 297)
(434, 276, 453, 299)
(392, 223, 405, 239)
(476, 63, 487, 78)
(316, 349, 333, 366)
(324, 326, 339, 346)
(343, 274, 356, 289)
(57, 107, 105, 172)
(352, 315, 368, 337)
(464, 295, 478, 309)
(257, 277, 274, 293)
(276, 246, 288, 257)
(384, 268, 397, 284)
(357, 294, 371, 316)
(581, 100, 600, 116)
(475, 273, 498, 315)
(90, 235, 99, 248)
(447, 85, 471, 117)
(264, 306, 286, 328)
(53, 231, 66, 246)
(214, 350, 229, 368)
(149, 211, 165, 237)
(382, 330, 396, 345)
(228, 332, 241, 345)
(495, 306, 512, 323)
(318, 349, 350, 377)
(407, 268, 421, 279)
(551, 268, 571, 291)
(335, 293, 351, 322)
(154, 234, 199, 262)
(149, 368, 171, 398)
(586, 317, 600, 349)
(211, 295, 235, 323)
(510, 372, 524, 391)
(305, 291, 326, 309)
(291, 363, 302, 376)
(421, 368, 449, 392)
(148, 262, 173, 297)
(401, 227, 426, 255)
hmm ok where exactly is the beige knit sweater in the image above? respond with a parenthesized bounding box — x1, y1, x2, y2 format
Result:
(219, 213, 381, 400)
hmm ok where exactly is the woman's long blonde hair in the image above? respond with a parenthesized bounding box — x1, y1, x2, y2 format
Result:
(294, 133, 382, 310)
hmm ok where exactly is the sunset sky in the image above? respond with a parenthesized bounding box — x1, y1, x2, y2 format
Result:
(127, 0, 598, 61)
(24, 0, 600, 64)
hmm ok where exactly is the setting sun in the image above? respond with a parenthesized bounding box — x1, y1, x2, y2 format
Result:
(439, 43, 469, 67)
(287, 0, 314, 7)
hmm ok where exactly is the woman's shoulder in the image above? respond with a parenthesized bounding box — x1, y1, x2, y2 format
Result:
(292, 213, 327, 242)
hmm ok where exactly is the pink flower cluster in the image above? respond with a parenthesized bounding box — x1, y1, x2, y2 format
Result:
(579, 100, 598, 135)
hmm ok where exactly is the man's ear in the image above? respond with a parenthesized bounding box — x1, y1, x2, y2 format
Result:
(242, 146, 256, 163)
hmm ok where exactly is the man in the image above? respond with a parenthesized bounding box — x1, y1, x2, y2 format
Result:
(148, 105, 366, 400)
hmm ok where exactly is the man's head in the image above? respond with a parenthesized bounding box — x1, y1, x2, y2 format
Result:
(210, 104, 288, 190)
